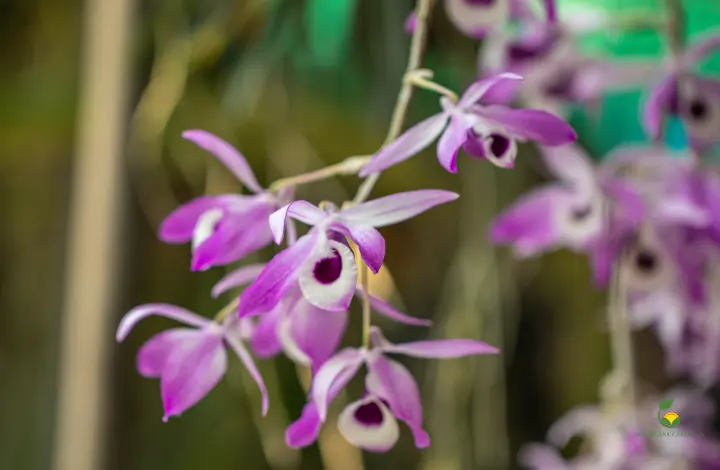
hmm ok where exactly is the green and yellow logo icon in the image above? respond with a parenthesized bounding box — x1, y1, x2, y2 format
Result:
(658, 399, 680, 428)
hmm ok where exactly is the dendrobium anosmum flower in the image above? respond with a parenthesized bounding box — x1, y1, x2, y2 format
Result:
(489, 144, 645, 259)
(583, 148, 711, 297)
(360, 74, 576, 175)
(405, 0, 552, 39)
(158, 130, 291, 272)
(285, 327, 499, 452)
(480, 20, 659, 118)
(116, 301, 268, 421)
(242, 283, 431, 373)
(643, 29, 720, 152)
(237, 190, 459, 318)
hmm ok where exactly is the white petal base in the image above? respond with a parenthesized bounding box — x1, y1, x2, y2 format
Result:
(338, 397, 399, 453)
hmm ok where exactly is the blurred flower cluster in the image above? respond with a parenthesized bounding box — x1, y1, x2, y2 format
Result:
(115, 0, 720, 466)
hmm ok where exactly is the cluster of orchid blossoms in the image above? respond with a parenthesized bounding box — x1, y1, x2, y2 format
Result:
(115, 0, 720, 465)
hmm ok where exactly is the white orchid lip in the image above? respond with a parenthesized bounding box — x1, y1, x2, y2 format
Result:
(338, 397, 399, 453)
(299, 239, 358, 311)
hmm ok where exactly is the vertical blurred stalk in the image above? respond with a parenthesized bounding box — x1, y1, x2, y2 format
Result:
(52, 1, 134, 470)
(420, 165, 516, 470)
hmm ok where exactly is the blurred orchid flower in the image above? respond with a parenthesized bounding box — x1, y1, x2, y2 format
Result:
(285, 326, 499, 452)
(116, 300, 268, 422)
(643, 29, 720, 152)
(405, 0, 551, 38)
(489, 144, 645, 258)
(360, 73, 576, 175)
(480, 16, 659, 117)
(159, 130, 291, 271)
(239, 283, 431, 373)
(237, 190, 459, 317)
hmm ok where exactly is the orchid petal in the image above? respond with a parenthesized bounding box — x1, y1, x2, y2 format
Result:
(517, 443, 570, 470)
(445, 0, 508, 40)
(269, 201, 327, 244)
(588, 238, 619, 288)
(377, 330, 499, 358)
(655, 197, 710, 227)
(475, 105, 577, 145)
(182, 130, 263, 193)
(359, 113, 449, 176)
(311, 348, 365, 422)
(331, 221, 385, 274)
(117, 303, 211, 342)
(136, 328, 200, 378)
(288, 297, 348, 370)
(366, 356, 430, 448)
(642, 76, 677, 141)
(337, 397, 400, 453)
(603, 180, 646, 229)
(538, 145, 595, 187)
(191, 202, 275, 272)
(160, 329, 227, 421)
(437, 116, 472, 173)
(225, 331, 270, 416)
(684, 30, 720, 65)
(159, 196, 228, 244)
(366, 293, 432, 327)
(299, 239, 358, 311)
(238, 232, 317, 318)
(211, 263, 266, 298)
(340, 190, 459, 228)
(546, 405, 602, 447)
(249, 303, 283, 358)
(286, 402, 324, 448)
(459, 73, 523, 107)
(489, 186, 574, 257)
(404, 11, 417, 33)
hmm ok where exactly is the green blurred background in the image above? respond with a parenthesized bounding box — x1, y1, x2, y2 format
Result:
(1, 0, 718, 469)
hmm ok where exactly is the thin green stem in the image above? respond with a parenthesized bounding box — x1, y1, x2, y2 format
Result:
(357, 0, 434, 348)
(268, 155, 371, 193)
(354, 0, 434, 206)
(405, 69, 459, 102)
(214, 297, 240, 323)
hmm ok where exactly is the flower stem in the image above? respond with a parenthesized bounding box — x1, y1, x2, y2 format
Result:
(268, 155, 371, 193)
(357, 0, 434, 348)
(214, 297, 240, 323)
(405, 69, 459, 102)
(604, 252, 637, 414)
(354, 0, 434, 206)
(666, 0, 685, 59)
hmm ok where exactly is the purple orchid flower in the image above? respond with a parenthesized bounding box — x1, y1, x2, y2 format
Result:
(489, 144, 645, 259)
(246, 284, 432, 372)
(237, 190, 459, 317)
(116, 300, 268, 421)
(643, 29, 720, 152)
(360, 74, 576, 175)
(585, 149, 710, 297)
(158, 130, 291, 271)
(405, 0, 547, 39)
(480, 18, 659, 117)
(285, 326, 499, 452)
